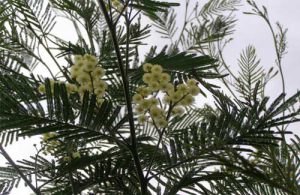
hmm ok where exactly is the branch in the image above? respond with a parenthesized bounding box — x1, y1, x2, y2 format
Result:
(0, 145, 41, 195)
(97, 1, 148, 193)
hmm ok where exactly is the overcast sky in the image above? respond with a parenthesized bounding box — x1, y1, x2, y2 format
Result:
(1, 1, 300, 194)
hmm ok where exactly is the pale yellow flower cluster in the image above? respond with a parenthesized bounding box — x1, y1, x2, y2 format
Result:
(111, 0, 123, 11)
(38, 54, 107, 105)
(133, 63, 201, 127)
(41, 132, 60, 155)
(63, 151, 81, 162)
(41, 133, 81, 161)
(38, 79, 77, 94)
(71, 54, 107, 104)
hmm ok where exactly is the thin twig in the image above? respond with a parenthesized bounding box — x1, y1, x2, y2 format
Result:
(0, 145, 41, 195)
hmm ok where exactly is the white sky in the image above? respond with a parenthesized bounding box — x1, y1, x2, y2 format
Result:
(1, 0, 300, 194)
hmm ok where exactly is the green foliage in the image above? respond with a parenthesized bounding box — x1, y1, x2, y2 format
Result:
(0, 0, 299, 194)
(235, 45, 265, 103)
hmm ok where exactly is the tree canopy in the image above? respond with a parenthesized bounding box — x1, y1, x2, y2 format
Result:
(0, 0, 299, 194)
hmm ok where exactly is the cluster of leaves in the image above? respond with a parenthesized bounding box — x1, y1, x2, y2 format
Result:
(0, 0, 299, 195)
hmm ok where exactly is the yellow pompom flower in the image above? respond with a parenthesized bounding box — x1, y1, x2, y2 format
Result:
(63, 156, 71, 162)
(170, 91, 183, 102)
(188, 85, 200, 96)
(112, 0, 123, 11)
(160, 73, 171, 83)
(76, 72, 90, 84)
(133, 94, 143, 103)
(66, 83, 77, 93)
(149, 81, 160, 91)
(135, 105, 145, 114)
(78, 85, 90, 94)
(84, 54, 98, 65)
(138, 115, 147, 124)
(166, 83, 175, 93)
(75, 59, 85, 68)
(172, 106, 185, 116)
(180, 94, 195, 106)
(163, 95, 171, 104)
(151, 64, 163, 73)
(150, 106, 162, 118)
(155, 117, 168, 127)
(74, 55, 83, 63)
(143, 63, 153, 72)
(38, 84, 46, 94)
(177, 84, 188, 94)
(137, 86, 151, 97)
(142, 73, 153, 84)
(72, 151, 81, 158)
(70, 65, 81, 78)
(95, 88, 105, 97)
(83, 61, 96, 72)
(149, 98, 159, 106)
(151, 72, 161, 81)
(92, 67, 106, 78)
(187, 79, 197, 86)
(94, 80, 107, 90)
(42, 132, 57, 142)
(140, 99, 151, 110)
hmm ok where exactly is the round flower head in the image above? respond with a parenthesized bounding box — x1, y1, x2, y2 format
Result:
(140, 99, 151, 110)
(112, 0, 123, 11)
(177, 84, 188, 94)
(72, 152, 81, 158)
(163, 95, 171, 104)
(141, 87, 151, 97)
(149, 81, 160, 91)
(138, 115, 148, 124)
(142, 73, 153, 84)
(78, 85, 90, 94)
(95, 88, 105, 97)
(160, 73, 171, 83)
(187, 79, 197, 86)
(84, 54, 98, 65)
(188, 85, 200, 96)
(63, 156, 71, 162)
(137, 86, 151, 97)
(70, 65, 81, 78)
(66, 83, 77, 93)
(92, 67, 106, 78)
(135, 105, 145, 114)
(166, 83, 175, 94)
(83, 60, 96, 72)
(143, 63, 153, 72)
(172, 106, 185, 116)
(150, 106, 162, 118)
(180, 94, 195, 106)
(151, 72, 161, 81)
(133, 93, 143, 103)
(149, 98, 159, 106)
(170, 91, 183, 102)
(94, 80, 107, 90)
(38, 84, 46, 94)
(155, 117, 168, 127)
(76, 72, 90, 84)
(75, 59, 85, 68)
(151, 64, 163, 73)
(74, 55, 83, 63)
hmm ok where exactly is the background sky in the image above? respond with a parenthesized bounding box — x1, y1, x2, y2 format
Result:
(1, 0, 300, 194)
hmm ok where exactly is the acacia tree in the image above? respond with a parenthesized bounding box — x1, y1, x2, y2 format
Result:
(0, 0, 299, 194)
